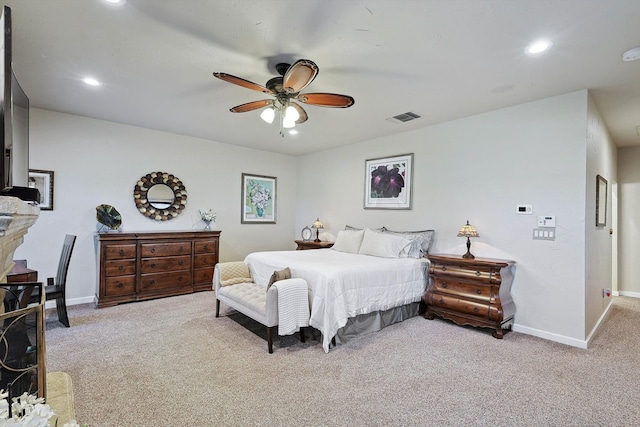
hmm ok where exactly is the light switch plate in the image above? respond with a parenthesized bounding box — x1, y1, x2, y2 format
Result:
(533, 227, 556, 240)
(516, 204, 532, 215)
(537, 215, 556, 227)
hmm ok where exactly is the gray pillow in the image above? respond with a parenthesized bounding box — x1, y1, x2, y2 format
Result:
(381, 228, 434, 256)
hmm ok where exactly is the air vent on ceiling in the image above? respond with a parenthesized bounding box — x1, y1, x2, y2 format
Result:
(386, 111, 422, 124)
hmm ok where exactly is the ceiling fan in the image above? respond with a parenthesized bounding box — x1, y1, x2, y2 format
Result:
(213, 59, 355, 136)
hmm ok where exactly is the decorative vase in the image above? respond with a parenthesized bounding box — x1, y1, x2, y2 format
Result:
(203, 219, 212, 230)
(256, 207, 264, 217)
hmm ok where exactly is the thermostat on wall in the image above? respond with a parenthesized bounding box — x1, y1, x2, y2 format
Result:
(516, 204, 532, 215)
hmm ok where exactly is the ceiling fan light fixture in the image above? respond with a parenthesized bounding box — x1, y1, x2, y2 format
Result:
(260, 107, 275, 124)
(282, 117, 296, 129)
(284, 105, 300, 122)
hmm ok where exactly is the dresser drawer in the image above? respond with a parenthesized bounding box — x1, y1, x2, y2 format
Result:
(194, 239, 217, 254)
(430, 263, 500, 284)
(430, 278, 494, 302)
(194, 253, 216, 269)
(140, 255, 190, 274)
(140, 271, 192, 291)
(426, 293, 491, 318)
(105, 244, 137, 260)
(141, 242, 191, 258)
(193, 267, 214, 285)
(104, 259, 136, 277)
(105, 275, 136, 296)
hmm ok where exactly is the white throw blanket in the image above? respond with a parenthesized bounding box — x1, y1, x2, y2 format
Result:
(273, 278, 309, 336)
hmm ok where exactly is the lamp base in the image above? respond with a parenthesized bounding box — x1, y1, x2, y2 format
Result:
(462, 237, 475, 259)
(314, 228, 321, 242)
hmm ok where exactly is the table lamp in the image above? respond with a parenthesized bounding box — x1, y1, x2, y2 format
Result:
(457, 220, 479, 259)
(312, 218, 324, 242)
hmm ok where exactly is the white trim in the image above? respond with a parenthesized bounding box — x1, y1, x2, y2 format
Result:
(585, 299, 614, 346)
(618, 290, 640, 298)
(43, 296, 95, 310)
(512, 324, 588, 349)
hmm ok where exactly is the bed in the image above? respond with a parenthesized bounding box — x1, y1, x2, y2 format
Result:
(244, 227, 433, 352)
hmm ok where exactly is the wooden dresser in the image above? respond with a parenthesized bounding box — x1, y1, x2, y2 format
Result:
(424, 254, 515, 338)
(96, 230, 220, 308)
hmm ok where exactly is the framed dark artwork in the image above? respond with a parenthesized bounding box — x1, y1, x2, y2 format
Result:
(596, 174, 607, 227)
(364, 153, 413, 209)
(28, 169, 54, 210)
(241, 173, 276, 224)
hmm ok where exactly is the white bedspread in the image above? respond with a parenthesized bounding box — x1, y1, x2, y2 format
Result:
(244, 249, 429, 352)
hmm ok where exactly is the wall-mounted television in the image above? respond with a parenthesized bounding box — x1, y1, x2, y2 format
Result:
(0, 6, 36, 202)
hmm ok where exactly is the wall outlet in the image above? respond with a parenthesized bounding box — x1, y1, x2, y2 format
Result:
(603, 288, 611, 298)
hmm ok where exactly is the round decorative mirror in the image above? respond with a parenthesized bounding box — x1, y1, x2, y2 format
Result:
(133, 172, 187, 220)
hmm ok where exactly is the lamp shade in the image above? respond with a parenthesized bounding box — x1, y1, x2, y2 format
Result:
(457, 220, 479, 238)
(312, 218, 324, 229)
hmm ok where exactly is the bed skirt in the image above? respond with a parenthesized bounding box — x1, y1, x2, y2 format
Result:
(333, 301, 421, 346)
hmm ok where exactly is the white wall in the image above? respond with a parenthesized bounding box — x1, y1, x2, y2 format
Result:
(618, 146, 640, 298)
(15, 108, 298, 304)
(585, 95, 616, 337)
(298, 90, 594, 346)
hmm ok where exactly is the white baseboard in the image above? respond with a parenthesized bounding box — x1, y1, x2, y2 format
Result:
(43, 296, 95, 310)
(618, 290, 640, 298)
(512, 324, 588, 349)
(513, 296, 617, 349)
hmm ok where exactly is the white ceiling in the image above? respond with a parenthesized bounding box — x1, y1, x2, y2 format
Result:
(5, 0, 640, 156)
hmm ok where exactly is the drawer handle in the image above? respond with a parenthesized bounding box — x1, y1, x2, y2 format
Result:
(178, 276, 183, 282)
(438, 298, 444, 304)
(150, 280, 155, 285)
(150, 263, 156, 268)
(150, 248, 156, 253)
(118, 266, 124, 271)
(475, 271, 481, 276)
(473, 307, 479, 313)
(178, 261, 184, 266)
(440, 266, 447, 271)
(179, 247, 184, 252)
(119, 249, 125, 256)
(117, 282, 124, 288)
(476, 288, 482, 294)
(203, 245, 209, 250)
(441, 282, 448, 288)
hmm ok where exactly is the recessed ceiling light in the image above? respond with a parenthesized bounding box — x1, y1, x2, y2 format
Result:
(622, 47, 640, 62)
(102, 0, 126, 4)
(525, 39, 553, 55)
(288, 129, 298, 135)
(82, 77, 102, 86)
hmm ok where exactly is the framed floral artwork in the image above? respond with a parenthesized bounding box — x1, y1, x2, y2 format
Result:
(364, 153, 413, 209)
(241, 173, 276, 224)
(28, 169, 54, 210)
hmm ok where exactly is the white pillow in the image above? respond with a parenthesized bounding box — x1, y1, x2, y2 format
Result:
(358, 228, 411, 258)
(331, 229, 365, 254)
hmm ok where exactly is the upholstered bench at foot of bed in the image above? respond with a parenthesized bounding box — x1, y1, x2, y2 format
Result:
(214, 265, 309, 353)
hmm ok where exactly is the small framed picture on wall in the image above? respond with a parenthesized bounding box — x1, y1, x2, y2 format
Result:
(28, 169, 54, 210)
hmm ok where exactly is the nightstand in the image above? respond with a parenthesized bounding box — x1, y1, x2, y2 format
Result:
(294, 240, 334, 250)
(424, 254, 515, 338)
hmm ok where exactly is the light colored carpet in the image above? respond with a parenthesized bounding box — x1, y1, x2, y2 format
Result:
(46, 371, 75, 426)
(43, 293, 640, 426)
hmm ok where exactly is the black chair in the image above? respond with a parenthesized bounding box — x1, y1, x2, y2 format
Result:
(29, 234, 76, 327)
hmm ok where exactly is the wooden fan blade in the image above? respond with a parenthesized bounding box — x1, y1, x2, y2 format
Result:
(213, 72, 273, 94)
(283, 59, 318, 94)
(230, 99, 273, 113)
(297, 93, 355, 108)
(290, 102, 308, 124)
